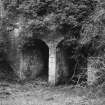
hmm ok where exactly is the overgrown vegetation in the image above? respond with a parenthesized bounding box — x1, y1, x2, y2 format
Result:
(2, 0, 97, 36)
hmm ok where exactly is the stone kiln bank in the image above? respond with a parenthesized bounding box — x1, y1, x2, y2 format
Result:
(1, 1, 105, 85)
(0, 15, 91, 85)
(1, 14, 105, 86)
(6, 17, 77, 85)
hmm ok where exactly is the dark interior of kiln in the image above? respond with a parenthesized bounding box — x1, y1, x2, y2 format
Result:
(22, 39, 49, 81)
(56, 40, 87, 85)
(0, 52, 17, 82)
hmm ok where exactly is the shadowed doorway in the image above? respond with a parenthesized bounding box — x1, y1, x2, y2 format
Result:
(0, 52, 17, 82)
(21, 38, 49, 82)
(56, 39, 83, 85)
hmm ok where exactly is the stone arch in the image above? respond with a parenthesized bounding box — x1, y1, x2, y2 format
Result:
(56, 39, 84, 84)
(0, 52, 17, 82)
(20, 38, 49, 80)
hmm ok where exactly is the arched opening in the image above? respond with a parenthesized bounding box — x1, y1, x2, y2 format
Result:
(0, 52, 17, 82)
(56, 39, 87, 85)
(21, 38, 49, 82)
(56, 39, 77, 84)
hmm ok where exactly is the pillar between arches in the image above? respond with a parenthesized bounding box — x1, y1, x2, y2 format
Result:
(48, 38, 64, 85)
(48, 43, 57, 85)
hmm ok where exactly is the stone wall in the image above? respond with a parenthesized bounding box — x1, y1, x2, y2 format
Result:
(87, 57, 105, 86)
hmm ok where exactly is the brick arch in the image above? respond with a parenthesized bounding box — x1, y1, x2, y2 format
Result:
(53, 37, 65, 48)
(56, 39, 79, 84)
(20, 38, 49, 80)
(7, 38, 49, 81)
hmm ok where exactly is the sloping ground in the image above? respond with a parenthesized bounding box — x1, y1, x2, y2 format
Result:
(0, 81, 105, 105)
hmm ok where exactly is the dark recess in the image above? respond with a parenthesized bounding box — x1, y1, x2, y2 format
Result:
(22, 38, 49, 80)
(0, 52, 17, 82)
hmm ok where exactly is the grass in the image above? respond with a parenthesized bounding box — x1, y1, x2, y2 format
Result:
(0, 80, 105, 105)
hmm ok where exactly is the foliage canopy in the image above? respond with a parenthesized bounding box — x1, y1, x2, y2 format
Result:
(2, 0, 98, 37)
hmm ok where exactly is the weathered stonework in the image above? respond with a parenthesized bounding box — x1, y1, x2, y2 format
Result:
(5, 18, 65, 85)
(1, 5, 105, 86)
(87, 57, 105, 86)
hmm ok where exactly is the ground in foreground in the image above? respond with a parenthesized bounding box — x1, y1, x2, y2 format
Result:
(0, 80, 105, 105)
